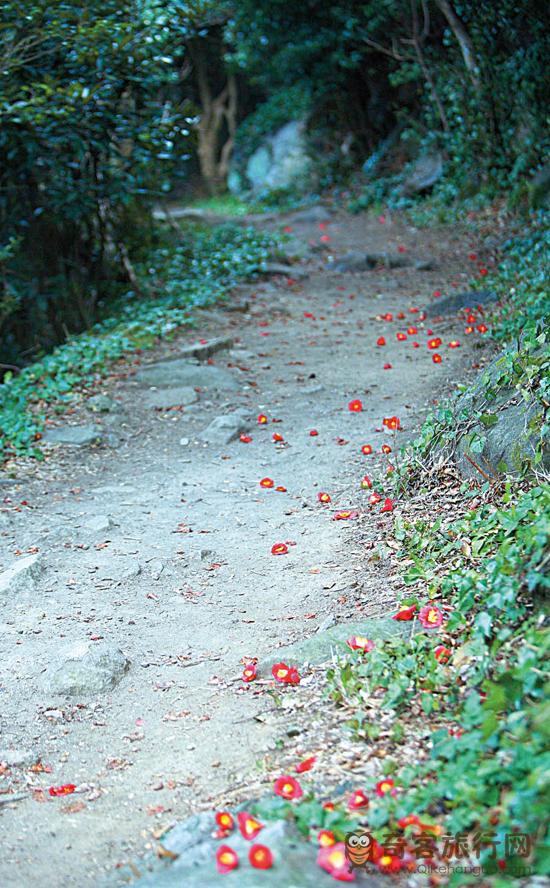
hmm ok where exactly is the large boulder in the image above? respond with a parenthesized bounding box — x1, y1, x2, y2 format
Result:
(402, 152, 444, 195)
(43, 641, 130, 697)
(230, 121, 312, 196)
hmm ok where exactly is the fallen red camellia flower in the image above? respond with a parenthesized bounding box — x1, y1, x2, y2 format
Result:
(412, 341, 420, 348)
(309, 429, 319, 437)
(249, 844, 273, 870)
(333, 510, 358, 520)
(381, 497, 394, 512)
(304, 311, 315, 319)
(376, 336, 386, 346)
(381, 444, 392, 454)
(383, 416, 401, 430)
(368, 491, 381, 505)
(418, 604, 444, 629)
(448, 340, 461, 348)
(397, 311, 405, 319)
(396, 332, 407, 341)
(239, 434, 252, 443)
(398, 814, 421, 829)
(432, 353, 442, 364)
(242, 663, 257, 682)
(383, 362, 393, 370)
(275, 485, 287, 492)
(48, 784, 76, 797)
(317, 843, 355, 882)
(318, 492, 331, 504)
(271, 662, 300, 684)
(295, 755, 317, 773)
(271, 543, 289, 556)
(346, 636, 374, 652)
(348, 789, 369, 810)
(272, 432, 284, 442)
(216, 845, 239, 874)
(477, 323, 488, 333)
(378, 852, 403, 874)
(434, 645, 451, 664)
(407, 326, 418, 335)
(260, 477, 274, 488)
(468, 252, 477, 261)
(479, 267, 488, 276)
(360, 475, 372, 489)
(375, 778, 397, 798)
(383, 312, 393, 321)
(237, 811, 264, 841)
(427, 337, 442, 349)
(361, 444, 372, 455)
(257, 414, 268, 424)
(215, 811, 235, 832)
(348, 399, 363, 412)
(392, 604, 417, 621)
(274, 775, 303, 800)
(318, 829, 336, 848)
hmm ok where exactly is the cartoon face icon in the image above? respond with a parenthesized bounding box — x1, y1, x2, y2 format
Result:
(345, 830, 372, 868)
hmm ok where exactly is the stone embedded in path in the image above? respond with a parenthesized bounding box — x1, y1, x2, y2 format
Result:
(84, 515, 113, 534)
(261, 262, 309, 279)
(87, 394, 120, 413)
(330, 251, 411, 272)
(44, 641, 130, 697)
(0, 748, 40, 768)
(424, 288, 498, 317)
(134, 360, 239, 391)
(287, 205, 333, 225)
(178, 337, 234, 361)
(402, 152, 444, 195)
(43, 424, 104, 446)
(143, 387, 198, 410)
(198, 411, 251, 445)
(132, 813, 369, 888)
(0, 553, 43, 596)
(259, 617, 410, 675)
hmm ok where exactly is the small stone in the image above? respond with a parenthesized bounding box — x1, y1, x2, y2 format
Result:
(199, 412, 251, 445)
(178, 337, 234, 361)
(143, 387, 199, 410)
(87, 394, 119, 413)
(43, 424, 104, 446)
(0, 748, 40, 768)
(44, 641, 130, 697)
(317, 615, 336, 632)
(0, 554, 43, 596)
(84, 515, 113, 534)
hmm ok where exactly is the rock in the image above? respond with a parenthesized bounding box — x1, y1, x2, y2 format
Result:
(235, 120, 312, 195)
(301, 384, 324, 396)
(95, 560, 142, 583)
(317, 615, 336, 632)
(134, 360, 239, 391)
(178, 337, 234, 361)
(424, 289, 498, 318)
(44, 641, 130, 697)
(143, 387, 198, 410)
(0, 554, 43, 596)
(132, 813, 364, 887)
(0, 748, 40, 768)
(84, 515, 113, 534)
(402, 152, 444, 195)
(260, 617, 410, 675)
(414, 259, 436, 271)
(43, 424, 104, 446)
(330, 251, 409, 272)
(199, 412, 251, 445)
(450, 348, 549, 480)
(286, 206, 332, 225)
(262, 262, 309, 279)
(87, 394, 119, 413)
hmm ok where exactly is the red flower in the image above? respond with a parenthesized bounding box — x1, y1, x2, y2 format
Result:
(309, 429, 319, 437)
(383, 416, 401, 430)
(320, 234, 331, 243)
(216, 845, 239, 874)
(361, 444, 372, 455)
(304, 311, 316, 319)
(323, 802, 335, 811)
(432, 290, 442, 298)
(464, 325, 474, 334)
(237, 811, 264, 841)
(257, 414, 268, 424)
(318, 492, 331, 504)
(48, 784, 76, 797)
(346, 636, 374, 652)
(378, 853, 403, 874)
(392, 604, 417, 621)
(360, 475, 372, 489)
(407, 326, 418, 335)
(412, 341, 420, 348)
(368, 491, 381, 505)
(348, 789, 369, 810)
(375, 779, 396, 798)
(381, 444, 392, 454)
(381, 498, 394, 512)
(396, 332, 407, 341)
(318, 829, 336, 847)
(398, 814, 421, 829)
(272, 432, 284, 442)
(432, 354, 442, 364)
(348, 399, 363, 412)
(215, 811, 235, 832)
(468, 252, 477, 261)
(398, 245, 407, 253)
(434, 645, 451, 664)
(418, 605, 444, 629)
(376, 336, 386, 347)
(272, 662, 300, 684)
(260, 477, 274, 488)
(383, 363, 393, 370)
(240, 434, 252, 443)
(427, 337, 442, 349)
(383, 312, 393, 321)
(295, 755, 317, 773)
(283, 225, 293, 233)
(274, 775, 303, 800)
(317, 843, 355, 882)
(333, 510, 358, 521)
(271, 543, 288, 556)
(397, 311, 405, 319)
(479, 267, 488, 276)
(477, 323, 488, 333)
(466, 313, 477, 323)
(448, 340, 461, 348)
(242, 663, 257, 683)
(287, 668, 301, 685)
(249, 844, 273, 869)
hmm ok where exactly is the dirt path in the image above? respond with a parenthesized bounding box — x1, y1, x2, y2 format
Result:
(0, 208, 487, 887)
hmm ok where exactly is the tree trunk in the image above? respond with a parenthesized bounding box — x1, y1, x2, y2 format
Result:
(434, 0, 480, 88)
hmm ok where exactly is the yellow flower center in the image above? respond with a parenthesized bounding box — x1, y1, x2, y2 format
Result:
(380, 855, 392, 866)
(329, 850, 345, 867)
